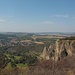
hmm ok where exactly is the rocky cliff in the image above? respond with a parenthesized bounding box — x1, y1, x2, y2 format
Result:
(40, 39, 75, 61)
(55, 39, 75, 61)
(40, 43, 55, 60)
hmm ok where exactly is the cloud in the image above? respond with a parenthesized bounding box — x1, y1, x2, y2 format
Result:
(53, 14, 69, 18)
(0, 19, 5, 22)
(43, 21, 54, 25)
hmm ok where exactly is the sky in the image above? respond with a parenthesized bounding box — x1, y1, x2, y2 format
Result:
(0, 0, 75, 32)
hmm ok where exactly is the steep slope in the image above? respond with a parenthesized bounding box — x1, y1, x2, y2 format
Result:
(0, 52, 7, 69)
(55, 40, 75, 61)
(40, 39, 75, 61)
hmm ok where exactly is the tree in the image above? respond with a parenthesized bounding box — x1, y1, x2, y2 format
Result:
(11, 61, 17, 68)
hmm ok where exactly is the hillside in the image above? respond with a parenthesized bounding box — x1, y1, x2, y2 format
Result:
(40, 37, 75, 61)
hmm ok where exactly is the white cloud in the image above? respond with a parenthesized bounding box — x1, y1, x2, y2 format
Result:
(43, 21, 54, 24)
(54, 14, 69, 18)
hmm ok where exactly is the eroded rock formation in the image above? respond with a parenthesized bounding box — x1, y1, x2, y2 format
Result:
(55, 40, 75, 61)
(40, 39, 75, 61)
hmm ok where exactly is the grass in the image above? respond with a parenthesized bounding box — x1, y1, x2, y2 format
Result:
(4, 53, 10, 58)
(4, 53, 14, 61)
(0, 63, 28, 75)
(4, 53, 21, 60)
(17, 63, 27, 68)
(14, 56, 21, 60)
(4, 63, 13, 70)
(4, 62, 28, 69)
(16, 63, 29, 75)
(1, 53, 28, 75)
(4, 63, 28, 70)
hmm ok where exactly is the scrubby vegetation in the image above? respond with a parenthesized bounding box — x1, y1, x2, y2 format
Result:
(0, 55, 75, 75)
(0, 33, 75, 75)
(27, 56, 75, 75)
(60, 36, 75, 40)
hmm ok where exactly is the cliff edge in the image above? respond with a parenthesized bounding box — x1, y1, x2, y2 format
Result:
(40, 39, 75, 61)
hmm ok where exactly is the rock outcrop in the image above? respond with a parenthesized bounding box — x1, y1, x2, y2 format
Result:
(40, 39, 75, 61)
(55, 40, 75, 61)
(40, 44, 55, 60)
(40, 47, 50, 60)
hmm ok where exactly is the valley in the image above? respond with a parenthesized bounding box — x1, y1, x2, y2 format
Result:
(0, 32, 75, 75)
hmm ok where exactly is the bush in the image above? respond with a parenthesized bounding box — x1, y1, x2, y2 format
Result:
(11, 61, 17, 68)
(27, 56, 75, 75)
(18, 53, 38, 65)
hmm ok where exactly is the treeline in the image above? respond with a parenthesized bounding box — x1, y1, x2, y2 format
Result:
(36, 38, 56, 42)
(60, 36, 75, 40)
(5, 45, 44, 55)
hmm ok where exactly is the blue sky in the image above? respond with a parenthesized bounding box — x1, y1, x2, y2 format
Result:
(0, 0, 75, 32)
